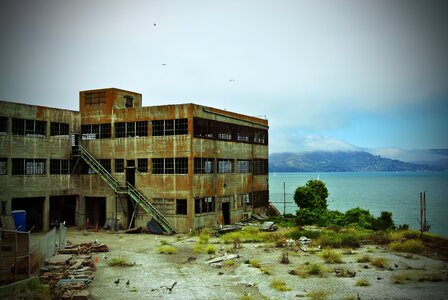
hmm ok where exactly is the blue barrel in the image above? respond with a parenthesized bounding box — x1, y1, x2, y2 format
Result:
(11, 210, 27, 232)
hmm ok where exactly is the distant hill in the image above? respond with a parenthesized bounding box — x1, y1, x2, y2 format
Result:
(269, 151, 443, 172)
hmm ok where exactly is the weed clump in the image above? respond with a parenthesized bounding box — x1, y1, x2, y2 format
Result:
(220, 226, 268, 244)
(389, 239, 425, 254)
(370, 257, 389, 269)
(306, 289, 329, 300)
(248, 259, 261, 268)
(205, 244, 217, 254)
(290, 262, 325, 277)
(319, 248, 343, 264)
(356, 254, 371, 263)
(156, 245, 177, 254)
(107, 257, 135, 267)
(355, 278, 370, 286)
(270, 279, 292, 291)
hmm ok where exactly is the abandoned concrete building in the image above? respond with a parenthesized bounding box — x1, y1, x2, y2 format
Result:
(0, 88, 269, 233)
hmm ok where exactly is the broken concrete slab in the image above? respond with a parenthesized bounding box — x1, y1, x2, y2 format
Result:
(46, 254, 73, 265)
(206, 254, 239, 264)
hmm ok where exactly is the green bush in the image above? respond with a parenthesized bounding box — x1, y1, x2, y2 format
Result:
(198, 228, 212, 244)
(319, 248, 343, 264)
(156, 245, 177, 254)
(270, 279, 292, 291)
(205, 244, 217, 254)
(355, 278, 370, 286)
(220, 226, 268, 244)
(389, 239, 425, 254)
(107, 257, 134, 267)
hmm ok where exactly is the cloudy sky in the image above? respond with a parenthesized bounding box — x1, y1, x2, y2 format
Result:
(1, 0, 447, 160)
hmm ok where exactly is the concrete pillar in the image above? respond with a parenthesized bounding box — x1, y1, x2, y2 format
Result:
(43, 195, 49, 231)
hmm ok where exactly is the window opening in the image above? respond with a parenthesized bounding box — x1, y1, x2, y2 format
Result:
(115, 159, 124, 173)
(176, 199, 187, 215)
(137, 158, 148, 172)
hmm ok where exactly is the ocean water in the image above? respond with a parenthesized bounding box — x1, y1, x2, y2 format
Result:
(269, 172, 448, 237)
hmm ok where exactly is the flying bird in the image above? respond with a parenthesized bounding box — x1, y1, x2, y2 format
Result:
(154, 23, 157, 27)
(114, 278, 120, 285)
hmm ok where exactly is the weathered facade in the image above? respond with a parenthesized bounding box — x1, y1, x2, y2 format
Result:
(0, 88, 269, 233)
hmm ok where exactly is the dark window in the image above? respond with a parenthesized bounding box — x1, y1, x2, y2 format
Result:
(12, 158, 46, 175)
(50, 159, 70, 174)
(0, 158, 6, 175)
(243, 193, 252, 205)
(136, 121, 148, 137)
(12, 118, 46, 137)
(127, 122, 135, 137)
(195, 198, 201, 214)
(218, 159, 234, 173)
(165, 120, 174, 136)
(0, 117, 8, 134)
(98, 159, 111, 173)
(175, 158, 188, 174)
(175, 119, 188, 134)
(202, 197, 214, 213)
(85, 91, 106, 104)
(152, 158, 164, 174)
(253, 159, 268, 175)
(165, 158, 174, 174)
(124, 95, 134, 108)
(176, 199, 187, 215)
(82, 123, 110, 140)
(218, 123, 232, 140)
(115, 122, 126, 138)
(50, 122, 70, 136)
(127, 159, 135, 167)
(253, 129, 268, 145)
(236, 160, 251, 173)
(115, 159, 124, 173)
(252, 191, 269, 208)
(152, 120, 164, 136)
(137, 158, 148, 173)
(194, 158, 214, 174)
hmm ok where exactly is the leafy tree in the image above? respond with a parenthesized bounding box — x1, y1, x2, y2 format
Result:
(294, 179, 329, 210)
(372, 211, 395, 231)
(344, 207, 375, 229)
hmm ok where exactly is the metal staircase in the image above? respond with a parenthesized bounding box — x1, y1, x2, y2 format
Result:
(73, 144, 176, 234)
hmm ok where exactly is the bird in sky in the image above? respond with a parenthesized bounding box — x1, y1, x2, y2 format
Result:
(162, 64, 166, 66)
(229, 79, 235, 82)
(154, 23, 157, 27)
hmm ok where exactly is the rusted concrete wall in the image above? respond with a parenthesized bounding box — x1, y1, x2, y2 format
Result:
(0, 101, 80, 230)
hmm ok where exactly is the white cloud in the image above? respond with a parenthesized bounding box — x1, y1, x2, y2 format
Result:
(270, 134, 359, 153)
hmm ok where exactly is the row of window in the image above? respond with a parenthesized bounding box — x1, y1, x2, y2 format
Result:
(0, 157, 268, 176)
(194, 158, 268, 175)
(0, 117, 70, 137)
(193, 118, 268, 145)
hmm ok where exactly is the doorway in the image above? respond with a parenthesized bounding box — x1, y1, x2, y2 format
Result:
(126, 167, 136, 228)
(49, 195, 77, 226)
(222, 202, 230, 225)
(85, 196, 106, 228)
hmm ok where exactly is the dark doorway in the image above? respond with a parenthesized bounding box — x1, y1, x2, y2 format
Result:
(12, 197, 44, 231)
(126, 167, 136, 228)
(222, 202, 230, 225)
(126, 167, 135, 187)
(50, 195, 77, 226)
(85, 196, 106, 228)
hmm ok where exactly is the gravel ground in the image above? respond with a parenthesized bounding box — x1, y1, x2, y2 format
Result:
(65, 228, 448, 300)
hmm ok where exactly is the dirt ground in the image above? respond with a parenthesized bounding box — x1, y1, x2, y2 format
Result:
(64, 228, 448, 300)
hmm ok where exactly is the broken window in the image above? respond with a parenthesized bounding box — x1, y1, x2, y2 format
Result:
(115, 159, 124, 173)
(253, 159, 268, 175)
(115, 122, 126, 138)
(194, 158, 214, 174)
(202, 197, 214, 213)
(12, 118, 46, 137)
(195, 198, 201, 214)
(152, 119, 188, 136)
(50, 122, 69, 136)
(50, 159, 70, 174)
(252, 190, 269, 208)
(11, 158, 46, 175)
(127, 122, 135, 137)
(0, 158, 6, 175)
(124, 95, 134, 108)
(85, 91, 106, 105)
(218, 159, 234, 173)
(0, 116, 7, 134)
(236, 160, 251, 173)
(81, 123, 111, 140)
(176, 199, 187, 215)
(136, 121, 148, 137)
(218, 122, 232, 140)
(152, 158, 189, 174)
(253, 129, 268, 145)
(242, 193, 252, 205)
(137, 158, 148, 173)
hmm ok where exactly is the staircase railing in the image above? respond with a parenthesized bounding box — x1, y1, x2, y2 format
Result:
(73, 145, 176, 234)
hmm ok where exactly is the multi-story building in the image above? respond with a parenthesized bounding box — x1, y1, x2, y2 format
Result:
(0, 88, 269, 233)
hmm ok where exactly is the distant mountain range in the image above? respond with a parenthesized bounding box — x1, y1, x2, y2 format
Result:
(269, 151, 447, 172)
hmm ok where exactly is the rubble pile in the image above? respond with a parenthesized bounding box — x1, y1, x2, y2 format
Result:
(39, 242, 109, 299)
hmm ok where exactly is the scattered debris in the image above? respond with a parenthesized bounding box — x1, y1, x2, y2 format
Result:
(334, 268, 356, 277)
(125, 227, 143, 234)
(260, 221, 278, 232)
(206, 254, 239, 264)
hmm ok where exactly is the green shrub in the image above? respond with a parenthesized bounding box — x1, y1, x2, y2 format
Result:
(205, 244, 217, 254)
(368, 231, 391, 245)
(344, 207, 374, 229)
(320, 248, 343, 264)
(107, 257, 134, 267)
(290, 228, 322, 240)
(270, 279, 292, 291)
(291, 262, 325, 277)
(355, 278, 370, 286)
(372, 211, 395, 231)
(156, 245, 177, 254)
(260, 266, 272, 275)
(356, 254, 371, 263)
(223, 259, 236, 267)
(198, 228, 212, 244)
(220, 226, 268, 244)
(389, 239, 425, 254)
(370, 257, 389, 268)
(306, 289, 329, 300)
(248, 259, 261, 268)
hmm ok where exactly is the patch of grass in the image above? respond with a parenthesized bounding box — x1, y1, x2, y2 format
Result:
(355, 278, 370, 286)
(342, 295, 358, 300)
(306, 289, 329, 300)
(319, 248, 343, 264)
(248, 259, 261, 268)
(107, 257, 134, 267)
(391, 272, 413, 284)
(390, 230, 420, 241)
(160, 239, 171, 246)
(205, 244, 217, 254)
(220, 226, 268, 244)
(290, 263, 325, 277)
(279, 251, 290, 264)
(198, 228, 212, 244)
(260, 266, 272, 275)
(129, 287, 138, 292)
(389, 239, 425, 254)
(370, 257, 389, 269)
(290, 228, 322, 240)
(239, 294, 256, 300)
(193, 243, 203, 254)
(223, 259, 236, 267)
(270, 279, 292, 291)
(417, 273, 444, 282)
(313, 230, 365, 248)
(27, 277, 49, 298)
(156, 245, 177, 254)
(368, 231, 391, 245)
(356, 254, 371, 263)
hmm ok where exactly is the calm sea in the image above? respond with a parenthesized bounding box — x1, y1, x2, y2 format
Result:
(269, 172, 448, 237)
